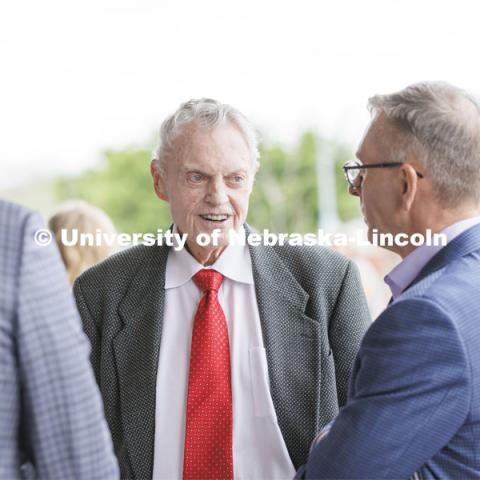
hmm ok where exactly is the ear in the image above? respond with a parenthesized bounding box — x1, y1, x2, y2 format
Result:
(150, 160, 169, 202)
(400, 164, 419, 211)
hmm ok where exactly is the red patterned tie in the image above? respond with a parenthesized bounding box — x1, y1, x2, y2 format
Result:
(183, 269, 233, 480)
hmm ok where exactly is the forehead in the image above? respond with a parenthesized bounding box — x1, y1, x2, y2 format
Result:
(173, 122, 253, 172)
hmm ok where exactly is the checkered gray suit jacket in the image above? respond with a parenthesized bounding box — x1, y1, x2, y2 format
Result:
(0, 200, 119, 480)
(74, 224, 371, 480)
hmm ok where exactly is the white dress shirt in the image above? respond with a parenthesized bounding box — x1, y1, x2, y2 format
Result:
(152, 227, 295, 480)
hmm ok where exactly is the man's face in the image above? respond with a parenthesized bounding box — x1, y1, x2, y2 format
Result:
(153, 122, 256, 256)
(351, 118, 404, 244)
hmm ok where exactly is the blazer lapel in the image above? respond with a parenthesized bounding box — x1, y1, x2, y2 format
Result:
(247, 228, 321, 468)
(113, 244, 169, 480)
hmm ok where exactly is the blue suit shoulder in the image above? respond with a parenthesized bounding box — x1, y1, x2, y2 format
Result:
(0, 199, 41, 241)
(397, 250, 480, 352)
(421, 252, 480, 315)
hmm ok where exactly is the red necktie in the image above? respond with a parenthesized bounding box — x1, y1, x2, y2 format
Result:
(183, 269, 233, 480)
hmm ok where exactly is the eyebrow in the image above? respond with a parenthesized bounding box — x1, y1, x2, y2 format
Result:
(182, 166, 249, 176)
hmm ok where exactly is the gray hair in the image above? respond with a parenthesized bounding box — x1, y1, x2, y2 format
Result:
(368, 81, 480, 207)
(153, 98, 260, 177)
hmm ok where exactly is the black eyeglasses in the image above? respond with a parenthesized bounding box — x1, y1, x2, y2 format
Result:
(342, 160, 424, 188)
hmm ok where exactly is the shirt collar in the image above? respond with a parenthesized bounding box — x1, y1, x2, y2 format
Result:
(385, 215, 480, 300)
(165, 225, 254, 289)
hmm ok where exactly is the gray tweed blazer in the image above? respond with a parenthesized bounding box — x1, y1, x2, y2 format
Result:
(74, 226, 371, 480)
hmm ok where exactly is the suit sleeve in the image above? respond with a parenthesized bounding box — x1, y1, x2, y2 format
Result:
(16, 212, 119, 480)
(329, 260, 371, 407)
(305, 297, 471, 479)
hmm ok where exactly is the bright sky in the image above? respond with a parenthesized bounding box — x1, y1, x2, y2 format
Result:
(1, 0, 479, 190)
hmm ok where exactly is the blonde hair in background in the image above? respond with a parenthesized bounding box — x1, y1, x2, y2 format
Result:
(48, 200, 117, 285)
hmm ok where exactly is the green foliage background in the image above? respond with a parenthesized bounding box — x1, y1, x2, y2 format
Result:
(54, 131, 360, 234)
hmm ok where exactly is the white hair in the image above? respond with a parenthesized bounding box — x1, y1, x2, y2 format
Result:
(368, 81, 480, 207)
(153, 98, 259, 177)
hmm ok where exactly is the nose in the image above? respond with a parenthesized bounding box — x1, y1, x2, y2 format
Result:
(205, 176, 229, 205)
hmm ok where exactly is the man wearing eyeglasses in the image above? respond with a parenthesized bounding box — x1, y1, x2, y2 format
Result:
(298, 81, 480, 479)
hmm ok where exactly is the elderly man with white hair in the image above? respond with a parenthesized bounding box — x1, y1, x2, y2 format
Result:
(73, 98, 370, 479)
(300, 82, 480, 479)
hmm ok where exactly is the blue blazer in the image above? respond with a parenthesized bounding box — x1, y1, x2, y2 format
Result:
(300, 224, 480, 479)
(0, 200, 118, 479)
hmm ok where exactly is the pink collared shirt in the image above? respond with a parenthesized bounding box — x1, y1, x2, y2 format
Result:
(385, 216, 480, 300)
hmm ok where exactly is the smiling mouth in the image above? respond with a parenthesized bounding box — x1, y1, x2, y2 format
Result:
(199, 214, 231, 223)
